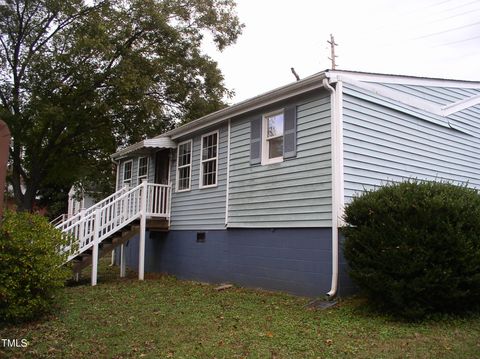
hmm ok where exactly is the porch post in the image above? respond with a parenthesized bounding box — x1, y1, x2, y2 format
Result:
(91, 208, 100, 286)
(138, 179, 147, 281)
(78, 208, 85, 246)
(120, 244, 126, 278)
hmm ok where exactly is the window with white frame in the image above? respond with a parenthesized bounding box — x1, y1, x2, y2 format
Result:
(138, 156, 148, 179)
(123, 160, 133, 183)
(176, 140, 192, 191)
(200, 131, 218, 188)
(262, 110, 284, 164)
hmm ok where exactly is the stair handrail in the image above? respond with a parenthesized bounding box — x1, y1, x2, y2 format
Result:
(61, 183, 142, 234)
(60, 182, 171, 263)
(55, 186, 129, 230)
(50, 213, 68, 226)
(61, 183, 145, 260)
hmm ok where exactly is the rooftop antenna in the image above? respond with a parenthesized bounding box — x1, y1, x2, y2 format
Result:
(327, 34, 338, 69)
(291, 67, 300, 81)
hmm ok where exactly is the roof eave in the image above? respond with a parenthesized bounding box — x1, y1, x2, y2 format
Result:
(161, 71, 328, 140)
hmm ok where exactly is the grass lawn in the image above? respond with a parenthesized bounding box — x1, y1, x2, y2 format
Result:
(1, 261, 480, 358)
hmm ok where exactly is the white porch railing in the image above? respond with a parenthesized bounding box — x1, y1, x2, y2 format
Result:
(51, 213, 68, 227)
(55, 186, 130, 232)
(58, 181, 171, 285)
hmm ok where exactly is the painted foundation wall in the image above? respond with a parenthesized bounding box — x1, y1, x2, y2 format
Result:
(118, 228, 355, 297)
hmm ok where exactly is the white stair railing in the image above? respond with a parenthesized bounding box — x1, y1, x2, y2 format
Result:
(50, 213, 68, 227)
(55, 186, 130, 231)
(60, 182, 171, 263)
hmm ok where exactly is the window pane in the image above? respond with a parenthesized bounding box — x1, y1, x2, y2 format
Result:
(202, 159, 216, 186)
(138, 157, 148, 177)
(268, 137, 283, 159)
(267, 113, 284, 138)
(177, 142, 192, 190)
(178, 167, 190, 190)
(178, 143, 191, 166)
(124, 162, 132, 180)
(202, 133, 217, 160)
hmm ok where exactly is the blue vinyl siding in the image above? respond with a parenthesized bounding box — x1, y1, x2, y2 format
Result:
(342, 82, 480, 203)
(228, 93, 332, 228)
(169, 125, 228, 230)
(116, 154, 156, 190)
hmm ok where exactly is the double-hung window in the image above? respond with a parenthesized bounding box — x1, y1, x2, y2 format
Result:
(262, 110, 284, 164)
(250, 105, 296, 166)
(200, 131, 218, 188)
(176, 140, 192, 191)
(138, 156, 148, 179)
(123, 160, 133, 184)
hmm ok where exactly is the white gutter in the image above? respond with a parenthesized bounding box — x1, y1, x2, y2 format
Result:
(322, 78, 345, 298)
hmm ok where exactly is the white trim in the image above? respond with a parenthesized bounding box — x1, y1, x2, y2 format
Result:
(137, 156, 149, 179)
(123, 160, 133, 183)
(335, 81, 345, 226)
(114, 70, 480, 145)
(225, 120, 231, 226)
(261, 109, 284, 165)
(332, 75, 445, 116)
(114, 160, 120, 191)
(441, 93, 480, 116)
(327, 70, 480, 89)
(199, 130, 219, 189)
(176, 139, 193, 192)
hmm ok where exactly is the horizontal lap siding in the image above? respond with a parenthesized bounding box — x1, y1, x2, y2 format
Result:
(375, 83, 480, 135)
(117, 154, 156, 190)
(169, 125, 227, 230)
(228, 94, 332, 228)
(343, 83, 480, 203)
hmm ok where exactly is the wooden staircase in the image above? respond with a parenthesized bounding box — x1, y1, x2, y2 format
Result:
(71, 223, 140, 275)
(56, 181, 171, 285)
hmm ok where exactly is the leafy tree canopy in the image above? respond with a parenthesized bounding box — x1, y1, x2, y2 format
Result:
(0, 0, 243, 212)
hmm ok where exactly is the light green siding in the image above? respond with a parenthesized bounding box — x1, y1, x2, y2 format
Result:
(228, 93, 332, 228)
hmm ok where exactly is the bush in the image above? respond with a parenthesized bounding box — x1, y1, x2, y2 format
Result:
(342, 180, 480, 319)
(0, 211, 70, 323)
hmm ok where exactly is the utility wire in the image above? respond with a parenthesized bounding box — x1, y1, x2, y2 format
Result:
(434, 34, 480, 47)
(411, 21, 480, 40)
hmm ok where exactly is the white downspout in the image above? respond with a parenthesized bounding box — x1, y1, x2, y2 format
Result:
(322, 78, 344, 298)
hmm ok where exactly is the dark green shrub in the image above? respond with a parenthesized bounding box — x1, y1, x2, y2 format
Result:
(342, 180, 480, 319)
(0, 211, 70, 323)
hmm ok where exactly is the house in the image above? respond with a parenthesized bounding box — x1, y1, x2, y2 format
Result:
(58, 70, 480, 296)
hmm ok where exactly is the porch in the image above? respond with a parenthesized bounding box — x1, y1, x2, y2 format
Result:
(56, 181, 172, 286)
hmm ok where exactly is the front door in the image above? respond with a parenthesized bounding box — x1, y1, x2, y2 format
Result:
(154, 150, 170, 185)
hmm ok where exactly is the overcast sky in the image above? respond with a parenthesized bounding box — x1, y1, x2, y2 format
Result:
(204, 0, 480, 103)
